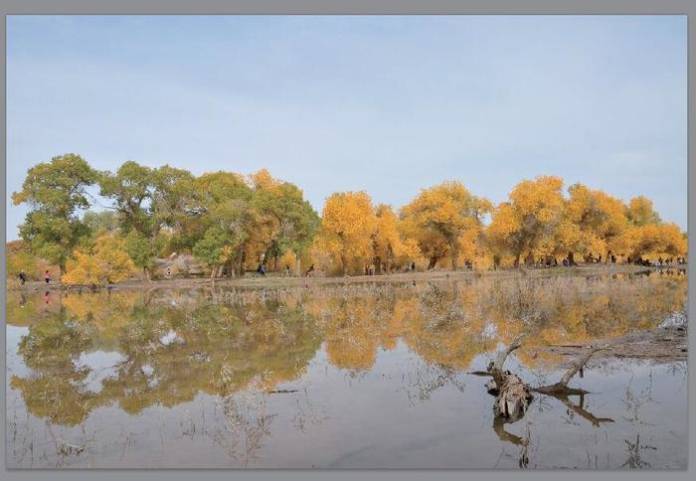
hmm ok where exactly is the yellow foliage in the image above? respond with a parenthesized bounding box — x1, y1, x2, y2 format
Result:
(279, 249, 297, 272)
(488, 176, 565, 265)
(62, 234, 137, 285)
(316, 191, 377, 275)
(400, 181, 490, 270)
(623, 223, 687, 260)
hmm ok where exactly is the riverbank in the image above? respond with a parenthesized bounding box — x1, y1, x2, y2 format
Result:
(7, 263, 684, 292)
(535, 324, 688, 365)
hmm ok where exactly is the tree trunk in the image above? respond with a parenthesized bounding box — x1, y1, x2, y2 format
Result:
(481, 339, 609, 422)
(237, 248, 246, 276)
(374, 256, 382, 275)
(428, 256, 439, 270)
(449, 241, 459, 271)
(340, 253, 347, 276)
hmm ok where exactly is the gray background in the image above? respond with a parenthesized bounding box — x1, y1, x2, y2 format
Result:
(0, 1, 693, 480)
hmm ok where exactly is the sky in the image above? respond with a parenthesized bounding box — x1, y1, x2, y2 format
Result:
(5, 15, 687, 240)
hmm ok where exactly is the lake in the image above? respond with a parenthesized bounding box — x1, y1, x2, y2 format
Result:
(5, 269, 688, 469)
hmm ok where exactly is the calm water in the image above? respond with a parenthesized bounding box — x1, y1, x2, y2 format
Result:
(5, 271, 688, 469)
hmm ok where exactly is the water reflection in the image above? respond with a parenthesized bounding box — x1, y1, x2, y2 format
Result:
(5, 272, 687, 468)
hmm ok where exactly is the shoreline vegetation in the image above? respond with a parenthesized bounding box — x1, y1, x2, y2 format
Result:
(8, 154, 688, 288)
(8, 262, 685, 292)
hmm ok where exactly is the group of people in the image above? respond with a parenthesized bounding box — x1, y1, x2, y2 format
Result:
(628, 256, 687, 267)
(17, 270, 51, 286)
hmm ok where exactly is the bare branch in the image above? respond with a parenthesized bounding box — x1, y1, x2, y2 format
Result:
(558, 345, 608, 387)
(492, 334, 526, 372)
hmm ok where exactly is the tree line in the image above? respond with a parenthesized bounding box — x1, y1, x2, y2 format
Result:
(9, 154, 688, 284)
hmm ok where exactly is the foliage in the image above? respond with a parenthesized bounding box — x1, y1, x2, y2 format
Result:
(315, 191, 377, 275)
(83, 210, 120, 234)
(99, 161, 155, 236)
(400, 181, 491, 269)
(11, 154, 687, 281)
(12, 154, 99, 272)
(487, 176, 566, 266)
(62, 234, 137, 285)
(124, 230, 164, 278)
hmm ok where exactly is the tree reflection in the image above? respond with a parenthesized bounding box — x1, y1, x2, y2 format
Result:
(6, 271, 686, 434)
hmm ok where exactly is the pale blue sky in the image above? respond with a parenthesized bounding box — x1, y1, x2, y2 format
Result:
(6, 15, 687, 239)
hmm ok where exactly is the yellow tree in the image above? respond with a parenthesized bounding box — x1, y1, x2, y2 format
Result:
(626, 223, 686, 260)
(626, 196, 661, 226)
(316, 191, 377, 275)
(372, 204, 420, 273)
(562, 183, 629, 262)
(488, 176, 565, 267)
(400, 181, 491, 270)
(62, 234, 137, 285)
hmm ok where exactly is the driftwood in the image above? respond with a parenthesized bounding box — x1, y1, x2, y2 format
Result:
(485, 336, 533, 421)
(476, 336, 612, 423)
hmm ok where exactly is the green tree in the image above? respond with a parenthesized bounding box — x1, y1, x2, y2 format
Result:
(99, 161, 154, 236)
(193, 226, 232, 278)
(83, 210, 120, 234)
(151, 165, 198, 247)
(195, 172, 254, 275)
(12, 154, 98, 273)
(249, 170, 320, 270)
(124, 230, 164, 280)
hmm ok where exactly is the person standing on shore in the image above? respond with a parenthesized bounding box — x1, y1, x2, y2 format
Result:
(44, 270, 51, 285)
(18, 271, 26, 286)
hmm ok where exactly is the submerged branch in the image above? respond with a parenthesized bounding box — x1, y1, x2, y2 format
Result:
(534, 345, 609, 395)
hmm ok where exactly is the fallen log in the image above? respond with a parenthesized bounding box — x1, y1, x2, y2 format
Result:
(483, 338, 610, 422)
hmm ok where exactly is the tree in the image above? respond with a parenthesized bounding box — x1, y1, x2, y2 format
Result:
(623, 223, 686, 260)
(124, 230, 164, 280)
(99, 161, 154, 236)
(248, 170, 320, 271)
(400, 181, 491, 270)
(626, 196, 661, 226)
(488, 176, 565, 267)
(151, 165, 198, 250)
(561, 183, 629, 261)
(6, 240, 54, 281)
(12, 154, 98, 273)
(372, 204, 419, 273)
(316, 191, 377, 275)
(192, 226, 234, 279)
(62, 234, 136, 285)
(83, 210, 120, 235)
(195, 171, 254, 275)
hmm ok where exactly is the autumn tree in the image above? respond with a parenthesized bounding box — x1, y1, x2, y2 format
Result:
(5, 240, 57, 281)
(316, 191, 377, 275)
(488, 176, 565, 267)
(372, 204, 420, 273)
(12, 154, 99, 273)
(400, 181, 491, 270)
(623, 223, 686, 260)
(62, 234, 137, 285)
(560, 183, 629, 261)
(626, 196, 661, 226)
